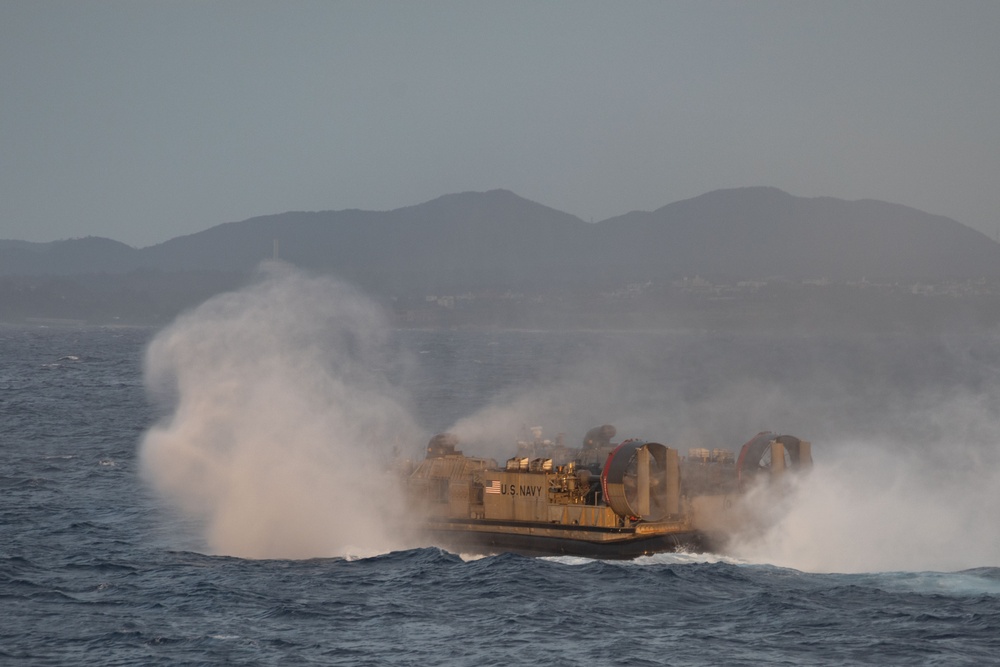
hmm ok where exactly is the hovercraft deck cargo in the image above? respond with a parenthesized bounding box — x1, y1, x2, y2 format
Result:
(407, 426, 811, 558)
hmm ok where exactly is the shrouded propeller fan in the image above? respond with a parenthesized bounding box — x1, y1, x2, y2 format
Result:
(601, 440, 679, 521)
(735, 432, 812, 489)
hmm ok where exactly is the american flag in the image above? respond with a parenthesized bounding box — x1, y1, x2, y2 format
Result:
(484, 480, 501, 495)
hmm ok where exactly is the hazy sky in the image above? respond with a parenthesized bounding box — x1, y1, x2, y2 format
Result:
(2, 1, 998, 247)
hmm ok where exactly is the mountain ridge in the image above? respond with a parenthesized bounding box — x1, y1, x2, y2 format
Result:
(2, 188, 998, 288)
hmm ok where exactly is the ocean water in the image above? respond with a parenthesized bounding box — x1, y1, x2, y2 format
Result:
(3, 319, 1000, 665)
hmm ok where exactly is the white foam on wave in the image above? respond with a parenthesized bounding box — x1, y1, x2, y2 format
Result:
(868, 570, 1000, 597)
(536, 550, 746, 567)
(456, 551, 490, 562)
(629, 550, 747, 566)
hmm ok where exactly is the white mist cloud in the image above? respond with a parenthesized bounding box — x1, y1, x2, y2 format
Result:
(139, 264, 422, 559)
(730, 416, 1000, 574)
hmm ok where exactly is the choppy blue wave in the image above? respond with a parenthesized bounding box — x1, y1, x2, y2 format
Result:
(2, 324, 999, 665)
(4, 547, 999, 665)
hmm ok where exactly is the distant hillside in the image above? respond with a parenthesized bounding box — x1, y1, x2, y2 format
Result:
(3, 188, 999, 292)
(593, 187, 1000, 282)
(134, 189, 592, 294)
(0, 237, 138, 275)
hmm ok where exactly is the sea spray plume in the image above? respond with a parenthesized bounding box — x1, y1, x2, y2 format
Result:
(728, 412, 1000, 573)
(684, 377, 1000, 572)
(139, 264, 422, 559)
(439, 341, 683, 460)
